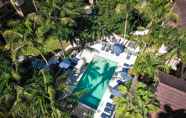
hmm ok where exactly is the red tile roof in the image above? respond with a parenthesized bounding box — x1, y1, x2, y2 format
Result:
(156, 71, 186, 110)
(156, 83, 186, 110)
(175, 0, 186, 27)
(158, 71, 186, 92)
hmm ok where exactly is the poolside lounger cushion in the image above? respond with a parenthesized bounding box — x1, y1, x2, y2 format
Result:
(122, 68, 129, 73)
(70, 57, 79, 65)
(101, 113, 111, 118)
(113, 43, 124, 55)
(123, 63, 133, 68)
(104, 107, 113, 116)
(117, 80, 123, 84)
(106, 103, 115, 110)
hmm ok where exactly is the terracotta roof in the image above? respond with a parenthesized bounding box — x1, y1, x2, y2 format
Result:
(175, 0, 186, 27)
(158, 71, 186, 92)
(155, 71, 186, 110)
(156, 83, 186, 110)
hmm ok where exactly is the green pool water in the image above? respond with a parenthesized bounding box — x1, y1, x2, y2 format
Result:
(74, 56, 117, 109)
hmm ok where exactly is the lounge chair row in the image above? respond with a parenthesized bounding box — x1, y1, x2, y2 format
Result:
(101, 102, 115, 118)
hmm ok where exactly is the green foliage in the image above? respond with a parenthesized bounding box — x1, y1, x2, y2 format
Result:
(132, 53, 162, 78)
(0, 70, 70, 118)
(1, 0, 186, 117)
(114, 82, 159, 118)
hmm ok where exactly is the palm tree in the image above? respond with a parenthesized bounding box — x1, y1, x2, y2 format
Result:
(132, 52, 170, 80)
(114, 82, 159, 118)
(32, 0, 38, 12)
(10, 0, 24, 17)
(3, 29, 25, 75)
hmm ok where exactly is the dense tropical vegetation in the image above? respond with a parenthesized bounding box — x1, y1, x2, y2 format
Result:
(0, 0, 186, 118)
(114, 82, 159, 118)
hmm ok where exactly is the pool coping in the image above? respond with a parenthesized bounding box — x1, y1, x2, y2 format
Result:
(79, 102, 96, 112)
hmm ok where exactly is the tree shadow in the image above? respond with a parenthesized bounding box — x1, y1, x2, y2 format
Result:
(80, 59, 116, 104)
(74, 57, 116, 108)
(158, 104, 186, 118)
(86, 58, 116, 91)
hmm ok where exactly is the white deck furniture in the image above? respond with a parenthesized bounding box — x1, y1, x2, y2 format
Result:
(131, 29, 149, 36)
(91, 43, 138, 67)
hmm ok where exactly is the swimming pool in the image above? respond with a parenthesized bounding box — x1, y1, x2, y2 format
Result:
(74, 56, 117, 109)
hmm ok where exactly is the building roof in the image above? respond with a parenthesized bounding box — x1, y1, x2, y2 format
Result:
(0, 0, 10, 8)
(175, 0, 186, 27)
(156, 71, 186, 110)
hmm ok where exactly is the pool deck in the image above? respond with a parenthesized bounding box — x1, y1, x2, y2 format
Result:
(74, 37, 140, 118)
(76, 42, 139, 67)
(91, 43, 138, 66)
